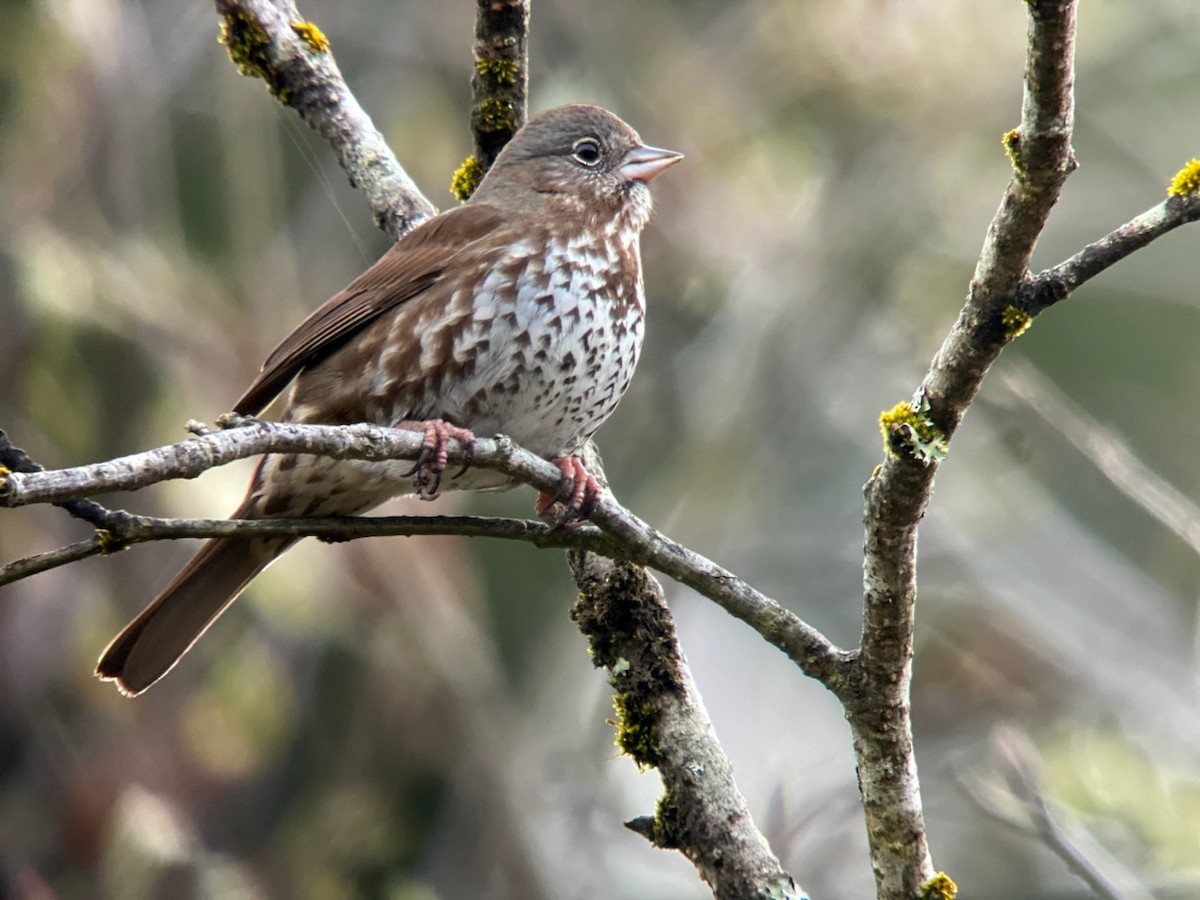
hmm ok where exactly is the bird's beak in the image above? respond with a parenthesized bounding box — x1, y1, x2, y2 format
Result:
(620, 143, 684, 183)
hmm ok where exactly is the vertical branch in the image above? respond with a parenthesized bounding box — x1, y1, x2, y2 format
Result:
(452, 0, 531, 201)
(846, 3, 1079, 898)
(471, 0, 531, 168)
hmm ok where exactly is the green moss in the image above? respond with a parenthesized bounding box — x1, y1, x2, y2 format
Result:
(218, 10, 270, 80)
(290, 20, 329, 53)
(449, 155, 486, 202)
(1002, 128, 1021, 171)
(1167, 158, 1200, 197)
(475, 56, 519, 86)
(476, 97, 515, 133)
(879, 398, 947, 463)
(612, 692, 662, 769)
(1000, 304, 1032, 339)
(653, 793, 682, 848)
(219, 11, 288, 101)
(920, 872, 958, 900)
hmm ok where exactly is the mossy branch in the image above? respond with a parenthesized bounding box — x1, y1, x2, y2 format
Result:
(469, 0, 530, 178)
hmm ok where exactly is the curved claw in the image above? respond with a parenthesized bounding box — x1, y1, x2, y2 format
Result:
(536, 456, 604, 526)
(398, 419, 476, 500)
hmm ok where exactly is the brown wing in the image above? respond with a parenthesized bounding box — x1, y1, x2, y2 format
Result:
(233, 203, 507, 415)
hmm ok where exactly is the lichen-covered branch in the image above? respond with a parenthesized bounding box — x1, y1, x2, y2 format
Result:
(450, 0, 531, 201)
(213, 0, 435, 238)
(569, 554, 805, 900)
(848, 3, 1081, 898)
(471, 0, 530, 168)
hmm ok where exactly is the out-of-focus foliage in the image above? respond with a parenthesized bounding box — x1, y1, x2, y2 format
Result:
(2, 2, 1199, 898)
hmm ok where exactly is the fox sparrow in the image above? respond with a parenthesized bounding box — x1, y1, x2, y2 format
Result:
(96, 103, 682, 695)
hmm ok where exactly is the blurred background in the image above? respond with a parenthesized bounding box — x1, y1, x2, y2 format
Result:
(2, 1, 1199, 897)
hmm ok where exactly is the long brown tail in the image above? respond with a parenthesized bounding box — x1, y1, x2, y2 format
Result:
(96, 533, 293, 696)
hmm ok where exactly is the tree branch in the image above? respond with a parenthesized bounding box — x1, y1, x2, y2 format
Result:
(570, 555, 807, 900)
(849, 3, 1081, 897)
(1024, 192, 1200, 315)
(470, 0, 530, 169)
(0, 421, 849, 694)
(213, 0, 436, 238)
(0, 512, 617, 589)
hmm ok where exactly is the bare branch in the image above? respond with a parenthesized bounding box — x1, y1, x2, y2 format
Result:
(213, 0, 436, 238)
(0, 513, 617, 589)
(1, 539, 107, 585)
(1025, 193, 1200, 315)
(0, 429, 116, 528)
(570, 555, 806, 900)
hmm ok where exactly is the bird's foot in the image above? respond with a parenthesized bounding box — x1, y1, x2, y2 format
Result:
(399, 419, 476, 500)
(536, 456, 604, 525)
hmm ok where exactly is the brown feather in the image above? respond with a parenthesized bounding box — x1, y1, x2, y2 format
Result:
(234, 203, 508, 415)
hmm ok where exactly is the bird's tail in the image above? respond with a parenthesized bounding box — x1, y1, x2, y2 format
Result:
(96, 530, 294, 696)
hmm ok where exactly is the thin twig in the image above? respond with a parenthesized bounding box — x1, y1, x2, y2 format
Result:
(993, 359, 1200, 557)
(0, 513, 616, 588)
(0, 539, 107, 584)
(1024, 194, 1200, 315)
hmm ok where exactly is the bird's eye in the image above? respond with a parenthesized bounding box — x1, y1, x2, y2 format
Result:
(571, 138, 603, 167)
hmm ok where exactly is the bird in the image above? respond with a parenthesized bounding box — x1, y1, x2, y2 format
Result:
(95, 103, 682, 696)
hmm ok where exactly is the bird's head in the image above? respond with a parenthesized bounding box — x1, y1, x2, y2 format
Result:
(469, 103, 682, 231)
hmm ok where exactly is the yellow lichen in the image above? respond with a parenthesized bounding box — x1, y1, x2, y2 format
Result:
(921, 871, 958, 900)
(1001, 304, 1032, 339)
(475, 56, 519, 86)
(95, 529, 128, 556)
(476, 97, 515, 132)
(450, 155, 486, 202)
(879, 399, 947, 463)
(1002, 128, 1021, 171)
(1167, 159, 1200, 197)
(290, 20, 329, 53)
